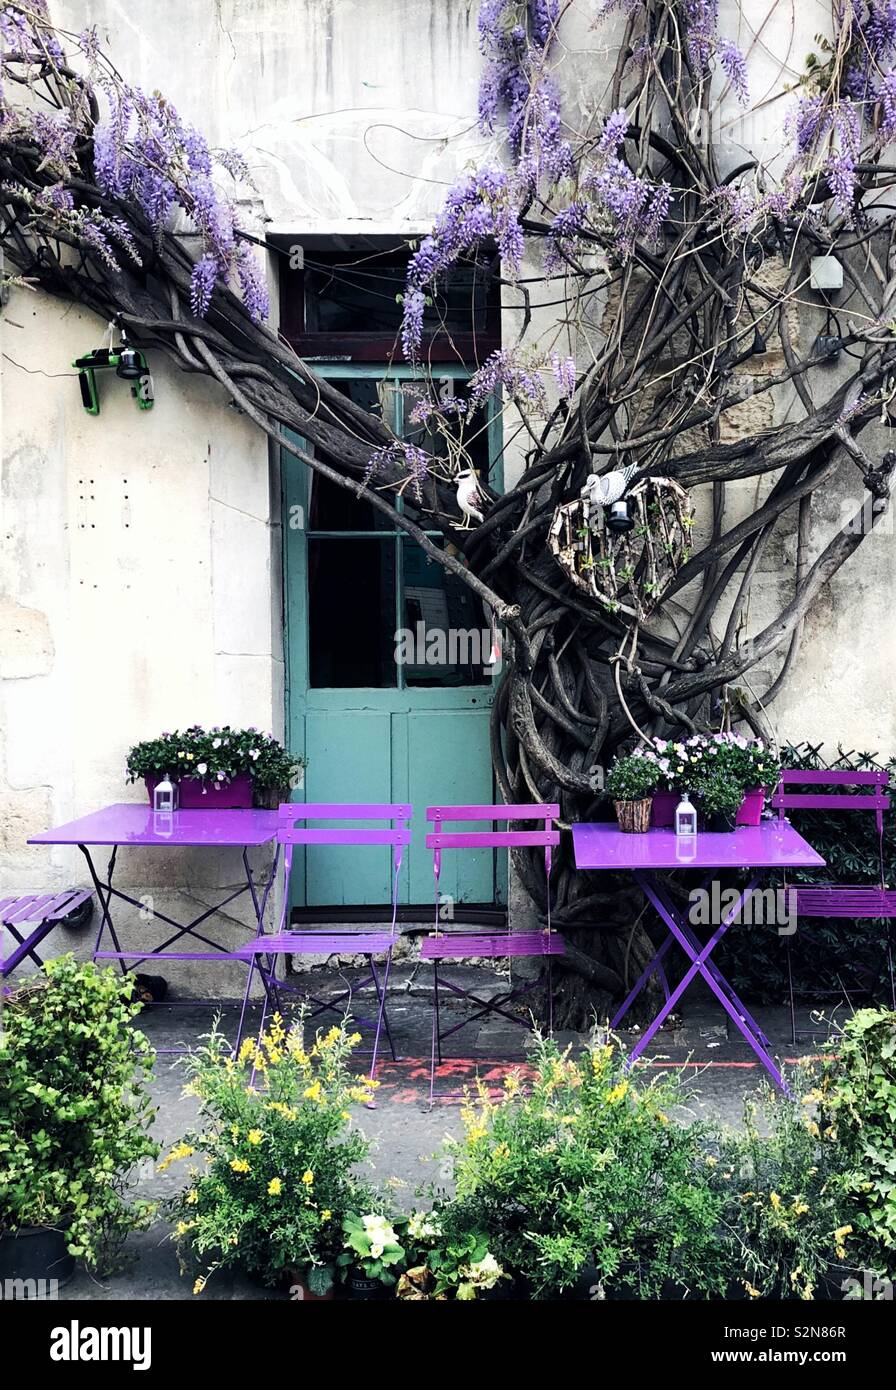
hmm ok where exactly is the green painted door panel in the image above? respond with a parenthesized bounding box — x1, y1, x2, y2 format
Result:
(402, 709, 498, 905)
(301, 711, 396, 907)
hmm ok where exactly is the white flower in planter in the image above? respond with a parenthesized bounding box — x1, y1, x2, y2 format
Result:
(212, 738, 222, 749)
(249, 749, 260, 761)
(196, 763, 208, 775)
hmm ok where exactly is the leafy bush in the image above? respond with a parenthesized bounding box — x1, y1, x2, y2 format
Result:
(166, 1016, 377, 1295)
(0, 956, 158, 1274)
(701, 771, 744, 818)
(819, 1008, 896, 1281)
(716, 1065, 850, 1300)
(605, 752, 659, 802)
(126, 724, 304, 794)
(428, 1036, 728, 1299)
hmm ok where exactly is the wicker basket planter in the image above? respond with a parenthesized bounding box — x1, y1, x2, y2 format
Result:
(614, 798, 652, 833)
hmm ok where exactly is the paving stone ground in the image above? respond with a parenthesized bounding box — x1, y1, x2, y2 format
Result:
(55, 967, 840, 1301)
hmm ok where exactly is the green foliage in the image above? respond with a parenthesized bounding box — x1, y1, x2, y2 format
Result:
(166, 1016, 377, 1293)
(716, 1065, 849, 1300)
(337, 1212, 405, 1287)
(430, 1036, 728, 1299)
(126, 724, 305, 794)
(0, 956, 158, 1274)
(700, 772, 743, 818)
(819, 1008, 896, 1279)
(605, 753, 659, 802)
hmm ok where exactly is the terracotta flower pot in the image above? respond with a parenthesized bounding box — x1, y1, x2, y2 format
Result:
(614, 798, 652, 833)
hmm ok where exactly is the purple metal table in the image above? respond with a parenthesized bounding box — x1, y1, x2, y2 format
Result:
(28, 804, 280, 989)
(571, 823, 826, 1093)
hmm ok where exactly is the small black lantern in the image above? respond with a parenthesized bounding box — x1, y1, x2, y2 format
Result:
(115, 330, 144, 380)
(606, 498, 635, 533)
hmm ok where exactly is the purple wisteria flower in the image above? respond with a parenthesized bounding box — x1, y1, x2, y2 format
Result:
(718, 39, 749, 106)
(468, 347, 549, 414)
(364, 441, 432, 503)
(550, 352, 576, 399)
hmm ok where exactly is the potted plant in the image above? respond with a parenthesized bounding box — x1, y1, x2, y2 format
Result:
(701, 772, 743, 832)
(126, 725, 306, 809)
(426, 1038, 728, 1300)
(714, 1065, 851, 1300)
(166, 1014, 378, 1298)
(0, 957, 158, 1292)
(711, 735, 780, 824)
(605, 752, 659, 832)
(396, 1218, 509, 1301)
(337, 1211, 405, 1299)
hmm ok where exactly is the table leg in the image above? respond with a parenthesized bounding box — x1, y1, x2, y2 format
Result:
(630, 872, 790, 1095)
(81, 844, 127, 973)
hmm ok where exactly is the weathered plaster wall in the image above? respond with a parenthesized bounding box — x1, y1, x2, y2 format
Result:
(1, 1, 894, 986)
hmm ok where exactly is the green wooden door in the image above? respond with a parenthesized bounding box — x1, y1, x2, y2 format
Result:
(283, 367, 504, 911)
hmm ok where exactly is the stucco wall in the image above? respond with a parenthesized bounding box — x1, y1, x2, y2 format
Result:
(2, 1, 895, 984)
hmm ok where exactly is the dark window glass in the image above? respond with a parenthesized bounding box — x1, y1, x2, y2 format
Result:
(401, 540, 488, 687)
(308, 539, 397, 688)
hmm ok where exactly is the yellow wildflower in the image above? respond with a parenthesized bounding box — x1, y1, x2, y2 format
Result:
(321, 1209, 333, 1222)
(193, 1277, 206, 1296)
(238, 1038, 256, 1063)
(301, 1169, 314, 1186)
(743, 1282, 761, 1299)
(247, 1129, 263, 1145)
(791, 1199, 809, 1217)
(348, 1032, 362, 1046)
(267, 1177, 283, 1196)
(769, 1191, 782, 1211)
(606, 1081, 629, 1105)
(186, 1189, 198, 1206)
(304, 1080, 323, 1103)
(158, 1142, 194, 1172)
(493, 1143, 510, 1161)
(231, 1158, 250, 1173)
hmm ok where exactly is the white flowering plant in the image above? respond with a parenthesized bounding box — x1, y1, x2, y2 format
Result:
(337, 1212, 406, 1288)
(126, 724, 304, 794)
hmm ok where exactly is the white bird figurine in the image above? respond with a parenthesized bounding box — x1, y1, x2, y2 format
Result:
(581, 462, 639, 509)
(455, 466, 487, 529)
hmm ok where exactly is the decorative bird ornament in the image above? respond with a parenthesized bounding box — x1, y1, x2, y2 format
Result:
(581, 461, 640, 509)
(455, 466, 488, 529)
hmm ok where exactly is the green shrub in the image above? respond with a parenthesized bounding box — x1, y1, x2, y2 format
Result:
(716, 1065, 849, 1300)
(0, 956, 158, 1274)
(166, 1016, 377, 1295)
(429, 1036, 728, 1299)
(126, 724, 304, 793)
(819, 1008, 896, 1281)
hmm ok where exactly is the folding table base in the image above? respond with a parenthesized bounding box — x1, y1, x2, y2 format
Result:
(614, 871, 791, 1096)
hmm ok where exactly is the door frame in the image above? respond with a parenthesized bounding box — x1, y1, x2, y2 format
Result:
(282, 363, 506, 912)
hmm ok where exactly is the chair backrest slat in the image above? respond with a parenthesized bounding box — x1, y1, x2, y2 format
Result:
(771, 770, 890, 836)
(427, 829, 560, 850)
(426, 803, 557, 822)
(278, 802, 411, 847)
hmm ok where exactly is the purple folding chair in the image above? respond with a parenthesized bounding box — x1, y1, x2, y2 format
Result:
(1, 889, 93, 982)
(235, 803, 411, 1078)
(421, 803, 562, 1103)
(772, 769, 896, 1040)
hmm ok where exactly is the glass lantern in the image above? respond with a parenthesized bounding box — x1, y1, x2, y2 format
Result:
(675, 791, 697, 836)
(153, 773, 178, 814)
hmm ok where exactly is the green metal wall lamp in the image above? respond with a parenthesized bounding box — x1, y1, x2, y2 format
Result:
(73, 322, 154, 415)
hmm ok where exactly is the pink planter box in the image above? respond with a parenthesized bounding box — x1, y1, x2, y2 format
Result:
(145, 774, 254, 809)
(650, 790, 679, 828)
(735, 786, 768, 825)
(651, 786, 768, 828)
